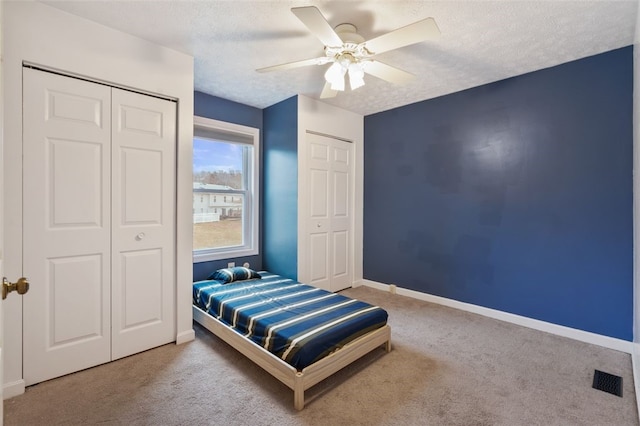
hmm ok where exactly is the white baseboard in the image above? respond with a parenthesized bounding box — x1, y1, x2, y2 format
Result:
(361, 280, 634, 354)
(3, 379, 25, 399)
(632, 344, 640, 415)
(176, 328, 195, 345)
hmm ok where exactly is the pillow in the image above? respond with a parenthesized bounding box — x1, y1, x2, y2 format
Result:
(207, 267, 261, 283)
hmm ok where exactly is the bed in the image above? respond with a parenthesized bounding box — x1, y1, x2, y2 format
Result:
(192, 269, 391, 410)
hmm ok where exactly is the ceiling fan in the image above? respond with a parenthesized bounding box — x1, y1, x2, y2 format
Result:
(256, 6, 440, 98)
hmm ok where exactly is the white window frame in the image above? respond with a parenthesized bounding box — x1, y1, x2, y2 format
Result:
(193, 116, 260, 262)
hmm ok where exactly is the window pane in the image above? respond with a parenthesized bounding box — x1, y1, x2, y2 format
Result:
(193, 193, 244, 250)
(193, 137, 250, 251)
(193, 137, 245, 190)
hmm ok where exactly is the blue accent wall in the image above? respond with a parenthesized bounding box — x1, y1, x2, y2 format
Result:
(363, 47, 633, 340)
(263, 96, 298, 279)
(194, 91, 262, 128)
(193, 91, 264, 281)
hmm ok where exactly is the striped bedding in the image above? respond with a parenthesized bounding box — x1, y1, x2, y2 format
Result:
(193, 272, 388, 370)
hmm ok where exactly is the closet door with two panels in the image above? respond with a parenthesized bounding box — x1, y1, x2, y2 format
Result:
(22, 67, 176, 385)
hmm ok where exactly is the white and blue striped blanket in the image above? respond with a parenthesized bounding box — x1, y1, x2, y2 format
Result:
(193, 272, 388, 370)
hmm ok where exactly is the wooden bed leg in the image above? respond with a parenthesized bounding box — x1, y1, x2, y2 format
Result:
(294, 372, 304, 410)
(384, 339, 391, 353)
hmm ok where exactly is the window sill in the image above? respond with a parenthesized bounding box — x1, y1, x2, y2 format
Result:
(193, 248, 258, 263)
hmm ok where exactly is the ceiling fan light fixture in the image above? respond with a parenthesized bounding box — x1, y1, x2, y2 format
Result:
(324, 62, 345, 85)
(325, 60, 348, 91)
(348, 62, 365, 90)
(330, 75, 346, 91)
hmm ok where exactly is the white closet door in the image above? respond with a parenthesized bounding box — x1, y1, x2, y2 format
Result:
(306, 133, 353, 292)
(23, 68, 112, 385)
(111, 88, 176, 359)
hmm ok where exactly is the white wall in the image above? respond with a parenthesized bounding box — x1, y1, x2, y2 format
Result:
(2, 2, 195, 398)
(297, 96, 364, 286)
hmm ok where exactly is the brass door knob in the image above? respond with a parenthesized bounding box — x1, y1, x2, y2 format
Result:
(2, 277, 30, 300)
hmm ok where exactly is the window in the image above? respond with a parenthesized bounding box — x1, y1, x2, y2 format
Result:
(193, 116, 259, 262)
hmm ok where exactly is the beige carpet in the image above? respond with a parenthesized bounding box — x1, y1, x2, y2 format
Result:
(5, 286, 638, 425)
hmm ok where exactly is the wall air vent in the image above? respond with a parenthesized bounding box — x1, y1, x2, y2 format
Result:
(592, 369, 623, 397)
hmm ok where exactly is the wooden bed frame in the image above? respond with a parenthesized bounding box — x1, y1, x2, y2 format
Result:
(193, 305, 391, 410)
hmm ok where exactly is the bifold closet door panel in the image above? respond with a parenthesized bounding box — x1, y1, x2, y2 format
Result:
(23, 68, 112, 385)
(111, 88, 176, 360)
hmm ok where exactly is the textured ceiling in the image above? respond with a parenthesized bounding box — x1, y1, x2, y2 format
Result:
(43, 0, 638, 116)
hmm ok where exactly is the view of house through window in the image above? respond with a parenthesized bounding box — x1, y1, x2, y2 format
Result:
(193, 117, 259, 261)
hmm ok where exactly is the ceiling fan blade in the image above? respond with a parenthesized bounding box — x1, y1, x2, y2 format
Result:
(257, 57, 329, 73)
(363, 60, 415, 85)
(363, 18, 440, 55)
(291, 6, 343, 47)
(320, 82, 338, 99)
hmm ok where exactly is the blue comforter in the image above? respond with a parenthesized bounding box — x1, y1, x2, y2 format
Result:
(193, 272, 388, 370)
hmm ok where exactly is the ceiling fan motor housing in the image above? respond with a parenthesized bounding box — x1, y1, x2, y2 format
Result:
(334, 23, 365, 44)
(325, 23, 372, 64)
